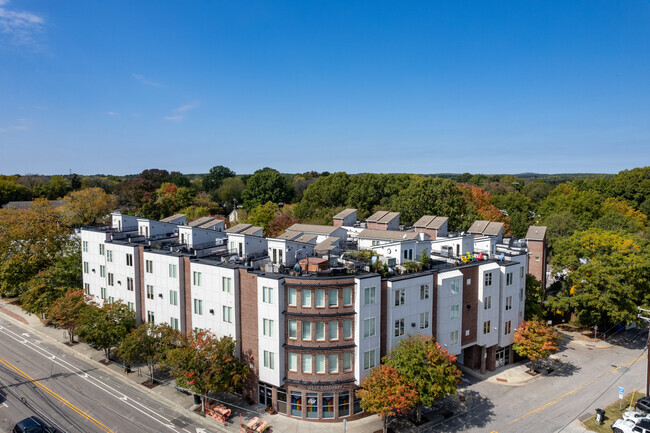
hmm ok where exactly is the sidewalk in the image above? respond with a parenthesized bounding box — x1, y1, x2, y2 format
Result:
(0, 298, 383, 433)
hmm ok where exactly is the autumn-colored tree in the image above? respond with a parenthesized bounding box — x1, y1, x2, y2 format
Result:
(458, 184, 512, 236)
(164, 330, 249, 411)
(60, 187, 118, 226)
(513, 319, 559, 372)
(247, 201, 280, 234)
(78, 301, 136, 362)
(117, 322, 180, 385)
(0, 199, 72, 297)
(357, 364, 418, 433)
(48, 289, 92, 343)
(266, 213, 300, 238)
(385, 334, 462, 423)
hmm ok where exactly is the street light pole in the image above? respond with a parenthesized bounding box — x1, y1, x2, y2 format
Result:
(638, 307, 650, 397)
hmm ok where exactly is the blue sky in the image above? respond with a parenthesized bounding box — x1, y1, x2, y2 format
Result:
(1, 1, 649, 176)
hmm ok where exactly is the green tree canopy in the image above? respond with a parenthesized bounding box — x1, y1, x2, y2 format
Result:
(48, 289, 91, 343)
(0, 179, 31, 204)
(241, 168, 293, 210)
(203, 165, 236, 193)
(78, 301, 136, 361)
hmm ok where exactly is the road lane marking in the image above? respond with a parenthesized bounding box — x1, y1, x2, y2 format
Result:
(0, 324, 184, 432)
(508, 353, 647, 425)
(0, 357, 114, 433)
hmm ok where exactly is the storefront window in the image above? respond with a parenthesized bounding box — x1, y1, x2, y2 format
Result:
(277, 389, 287, 414)
(306, 393, 318, 419)
(353, 395, 363, 414)
(338, 391, 350, 417)
(291, 392, 302, 417)
(322, 393, 334, 418)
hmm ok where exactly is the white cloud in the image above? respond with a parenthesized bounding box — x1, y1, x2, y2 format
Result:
(132, 73, 160, 87)
(0, 0, 44, 47)
(163, 115, 184, 122)
(174, 101, 200, 112)
(0, 117, 30, 133)
(107, 111, 119, 116)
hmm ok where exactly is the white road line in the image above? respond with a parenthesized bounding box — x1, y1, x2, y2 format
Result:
(0, 324, 211, 433)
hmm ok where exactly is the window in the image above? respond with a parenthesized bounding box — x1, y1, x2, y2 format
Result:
(394, 289, 405, 306)
(483, 320, 491, 334)
(302, 322, 312, 340)
(147, 311, 154, 323)
(450, 305, 459, 320)
(315, 322, 325, 341)
(169, 264, 177, 278)
(364, 287, 376, 305)
(288, 320, 297, 339)
(169, 290, 178, 306)
(343, 352, 352, 371)
(315, 355, 325, 373)
(194, 299, 203, 315)
(535, 256, 540, 262)
(99, 244, 104, 255)
(126, 253, 133, 266)
(263, 319, 274, 337)
(193, 272, 202, 286)
(100, 287, 106, 299)
(146, 285, 154, 299)
(223, 306, 233, 323)
(84, 283, 89, 294)
(306, 393, 318, 419)
(328, 354, 338, 373)
(343, 287, 352, 305)
(99, 265, 105, 278)
(288, 353, 298, 371)
(339, 392, 350, 417)
(82, 241, 88, 252)
(420, 284, 429, 300)
(288, 288, 297, 306)
(263, 351, 274, 370)
(170, 317, 179, 330)
(505, 320, 512, 335)
(450, 330, 459, 345)
(451, 278, 461, 294)
(322, 393, 335, 419)
(484, 272, 492, 286)
(328, 321, 338, 340)
(125, 277, 133, 291)
(263, 286, 274, 304)
(146, 260, 153, 273)
(107, 296, 114, 304)
(302, 354, 312, 373)
(315, 289, 325, 307)
(520, 267, 525, 278)
(505, 296, 513, 311)
(222, 277, 232, 293)
(343, 320, 352, 339)
(364, 318, 376, 337)
(127, 302, 134, 312)
(290, 391, 302, 417)
(107, 273, 114, 286)
(302, 289, 311, 307)
(106, 250, 112, 262)
(520, 288, 524, 301)
(507, 272, 513, 285)
(363, 349, 376, 370)
(484, 296, 492, 309)
(83, 262, 89, 274)
(394, 318, 404, 337)
(328, 288, 338, 307)
(419, 312, 430, 329)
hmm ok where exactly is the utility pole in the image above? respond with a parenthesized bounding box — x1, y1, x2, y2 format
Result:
(638, 307, 650, 397)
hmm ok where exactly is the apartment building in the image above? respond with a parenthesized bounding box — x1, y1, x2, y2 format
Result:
(81, 210, 539, 422)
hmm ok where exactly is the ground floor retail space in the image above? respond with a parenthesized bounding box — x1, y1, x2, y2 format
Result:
(458, 344, 514, 373)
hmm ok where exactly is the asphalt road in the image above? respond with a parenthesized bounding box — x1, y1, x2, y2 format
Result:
(0, 316, 218, 433)
(420, 329, 649, 433)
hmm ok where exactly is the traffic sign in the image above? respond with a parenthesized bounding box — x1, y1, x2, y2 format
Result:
(619, 387, 625, 394)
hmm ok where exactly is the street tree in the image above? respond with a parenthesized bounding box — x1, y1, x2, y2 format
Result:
(164, 330, 249, 411)
(60, 187, 118, 226)
(513, 319, 559, 373)
(48, 289, 91, 343)
(78, 301, 136, 362)
(357, 364, 418, 433)
(117, 322, 179, 385)
(0, 199, 72, 297)
(385, 334, 462, 423)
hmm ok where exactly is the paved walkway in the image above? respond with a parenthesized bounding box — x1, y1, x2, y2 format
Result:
(0, 298, 383, 433)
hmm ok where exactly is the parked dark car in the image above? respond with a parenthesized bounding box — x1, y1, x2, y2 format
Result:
(12, 417, 56, 433)
(637, 396, 650, 414)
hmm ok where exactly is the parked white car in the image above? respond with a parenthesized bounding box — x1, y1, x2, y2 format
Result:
(612, 418, 650, 433)
(623, 411, 650, 422)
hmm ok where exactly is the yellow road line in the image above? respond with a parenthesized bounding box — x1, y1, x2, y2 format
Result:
(0, 357, 114, 433)
(509, 353, 647, 425)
